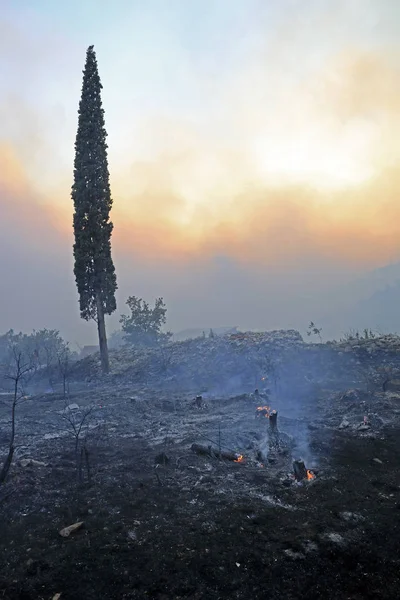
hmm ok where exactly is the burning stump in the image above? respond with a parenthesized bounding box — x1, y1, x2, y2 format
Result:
(293, 459, 307, 481)
(293, 459, 315, 481)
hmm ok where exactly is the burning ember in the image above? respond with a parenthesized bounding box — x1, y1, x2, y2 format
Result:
(234, 454, 244, 463)
(256, 405, 271, 418)
(255, 406, 278, 427)
(306, 469, 315, 480)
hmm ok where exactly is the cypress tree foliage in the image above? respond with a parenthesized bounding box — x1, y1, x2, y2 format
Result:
(72, 45, 117, 374)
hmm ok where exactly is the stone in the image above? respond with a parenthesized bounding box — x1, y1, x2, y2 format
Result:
(357, 423, 371, 431)
(65, 403, 79, 411)
(59, 521, 84, 538)
(283, 549, 305, 560)
(323, 532, 346, 545)
(20, 459, 48, 468)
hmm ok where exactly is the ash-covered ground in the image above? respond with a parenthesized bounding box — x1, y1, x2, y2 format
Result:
(1, 331, 400, 599)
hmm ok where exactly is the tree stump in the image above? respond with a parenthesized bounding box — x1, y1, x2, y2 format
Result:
(293, 459, 307, 481)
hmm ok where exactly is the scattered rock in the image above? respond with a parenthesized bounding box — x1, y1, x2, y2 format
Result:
(340, 512, 364, 523)
(65, 403, 79, 411)
(302, 540, 319, 553)
(20, 458, 48, 468)
(127, 530, 137, 541)
(357, 423, 371, 432)
(283, 549, 305, 560)
(339, 418, 350, 430)
(59, 521, 84, 538)
(322, 532, 346, 545)
(340, 389, 364, 402)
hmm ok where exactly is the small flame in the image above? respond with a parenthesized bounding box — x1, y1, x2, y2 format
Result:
(306, 470, 315, 480)
(234, 454, 244, 463)
(256, 405, 271, 418)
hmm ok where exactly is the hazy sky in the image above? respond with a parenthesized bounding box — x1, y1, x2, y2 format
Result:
(1, 0, 400, 344)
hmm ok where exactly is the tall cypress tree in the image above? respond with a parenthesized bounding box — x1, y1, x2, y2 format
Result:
(72, 45, 117, 374)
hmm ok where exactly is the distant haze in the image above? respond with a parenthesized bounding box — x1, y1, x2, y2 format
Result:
(1, 1, 400, 344)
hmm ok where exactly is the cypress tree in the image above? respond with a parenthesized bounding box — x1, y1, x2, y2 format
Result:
(72, 45, 117, 374)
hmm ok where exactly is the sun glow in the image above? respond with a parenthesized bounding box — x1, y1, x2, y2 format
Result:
(253, 122, 377, 191)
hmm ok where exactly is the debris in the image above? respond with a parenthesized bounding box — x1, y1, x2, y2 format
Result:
(44, 432, 64, 440)
(340, 389, 365, 402)
(340, 512, 364, 523)
(191, 443, 244, 463)
(302, 540, 318, 553)
(59, 521, 84, 538)
(339, 418, 350, 429)
(373, 457, 383, 464)
(20, 458, 48, 468)
(357, 423, 371, 432)
(323, 532, 346, 545)
(65, 403, 79, 411)
(52, 594, 62, 600)
(283, 549, 305, 560)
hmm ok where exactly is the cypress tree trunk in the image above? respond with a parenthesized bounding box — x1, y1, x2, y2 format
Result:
(96, 293, 109, 374)
(71, 45, 117, 375)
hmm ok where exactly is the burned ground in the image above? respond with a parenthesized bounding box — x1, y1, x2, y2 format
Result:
(1, 378, 400, 599)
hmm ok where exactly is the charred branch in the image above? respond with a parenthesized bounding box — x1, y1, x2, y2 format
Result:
(191, 443, 243, 462)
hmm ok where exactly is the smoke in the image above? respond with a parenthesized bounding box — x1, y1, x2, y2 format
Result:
(1, 2, 400, 341)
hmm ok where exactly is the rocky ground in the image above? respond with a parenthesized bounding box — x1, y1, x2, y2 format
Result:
(1, 367, 400, 599)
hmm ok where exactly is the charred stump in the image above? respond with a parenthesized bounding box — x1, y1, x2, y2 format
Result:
(293, 459, 307, 481)
(194, 395, 203, 409)
(269, 410, 278, 432)
(267, 410, 280, 452)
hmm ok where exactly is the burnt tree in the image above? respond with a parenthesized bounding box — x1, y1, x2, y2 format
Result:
(72, 45, 117, 374)
(0, 349, 33, 484)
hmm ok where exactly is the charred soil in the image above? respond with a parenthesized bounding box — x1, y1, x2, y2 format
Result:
(1, 388, 400, 599)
